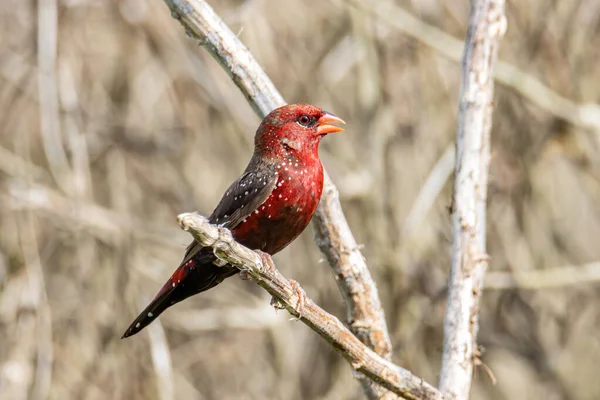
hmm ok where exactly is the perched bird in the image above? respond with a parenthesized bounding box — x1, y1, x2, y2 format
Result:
(122, 104, 345, 338)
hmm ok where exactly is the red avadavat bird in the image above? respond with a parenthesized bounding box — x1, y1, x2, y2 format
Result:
(122, 104, 344, 338)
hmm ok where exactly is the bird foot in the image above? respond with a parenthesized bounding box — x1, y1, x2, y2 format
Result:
(213, 258, 227, 267)
(289, 279, 306, 318)
(270, 296, 285, 310)
(239, 269, 251, 280)
(255, 250, 276, 274)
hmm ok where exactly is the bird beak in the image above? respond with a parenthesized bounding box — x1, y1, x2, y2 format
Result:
(316, 112, 345, 135)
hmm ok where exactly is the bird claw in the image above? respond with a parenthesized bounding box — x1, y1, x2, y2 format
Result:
(289, 279, 306, 318)
(270, 296, 285, 310)
(253, 251, 304, 318)
(213, 258, 227, 267)
(255, 250, 276, 274)
(239, 270, 251, 280)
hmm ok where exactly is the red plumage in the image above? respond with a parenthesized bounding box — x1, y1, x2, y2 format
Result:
(122, 104, 344, 338)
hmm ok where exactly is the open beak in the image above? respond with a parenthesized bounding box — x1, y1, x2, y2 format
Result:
(316, 112, 345, 135)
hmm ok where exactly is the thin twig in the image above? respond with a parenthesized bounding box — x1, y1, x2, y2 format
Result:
(439, 1, 506, 400)
(0, 145, 52, 181)
(402, 144, 455, 237)
(148, 321, 174, 400)
(177, 212, 443, 400)
(162, 0, 394, 397)
(485, 262, 600, 290)
(17, 205, 54, 400)
(37, 0, 72, 193)
(6, 181, 184, 248)
(351, 0, 600, 134)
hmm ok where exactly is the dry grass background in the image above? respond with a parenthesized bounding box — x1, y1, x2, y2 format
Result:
(1, 0, 600, 399)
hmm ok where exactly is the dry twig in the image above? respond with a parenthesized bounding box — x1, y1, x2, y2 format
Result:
(177, 212, 442, 400)
(485, 262, 600, 290)
(439, 1, 506, 399)
(351, 0, 600, 135)
(163, 0, 394, 397)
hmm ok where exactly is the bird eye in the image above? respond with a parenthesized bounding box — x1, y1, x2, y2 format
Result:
(297, 114, 311, 127)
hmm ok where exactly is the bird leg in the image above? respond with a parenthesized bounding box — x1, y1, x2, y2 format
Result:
(254, 250, 305, 315)
(254, 250, 285, 309)
(255, 250, 277, 274)
(289, 279, 307, 318)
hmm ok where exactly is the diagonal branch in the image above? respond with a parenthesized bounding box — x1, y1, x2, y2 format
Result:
(484, 262, 600, 290)
(163, 0, 393, 397)
(177, 212, 443, 400)
(439, 1, 506, 399)
(312, 181, 393, 361)
(351, 0, 600, 134)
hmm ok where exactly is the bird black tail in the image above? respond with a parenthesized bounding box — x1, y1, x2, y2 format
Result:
(122, 257, 238, 338)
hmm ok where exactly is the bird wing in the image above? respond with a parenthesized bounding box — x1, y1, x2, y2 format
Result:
(208, 167, 278, 229)
(182, 164, 278, 263)
(123, 164, 278, 338)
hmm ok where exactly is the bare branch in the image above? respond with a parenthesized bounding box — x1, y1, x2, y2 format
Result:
(177, 212, 443, 400)
(439, 1, 506, 399)
(163, 0, 394, 397)
(313, 180, 393, 359)
(164, 0, 284, 116)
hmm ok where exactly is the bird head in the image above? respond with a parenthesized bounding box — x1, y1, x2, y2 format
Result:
(254, 104, 345, 159)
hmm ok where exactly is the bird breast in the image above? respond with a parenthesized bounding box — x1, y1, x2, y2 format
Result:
(231, 156, 324, 255)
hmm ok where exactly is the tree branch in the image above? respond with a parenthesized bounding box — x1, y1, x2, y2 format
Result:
(439, 1, 506, 399)
(163, 0, 394, 397)
(351, 0, 600, 135)
(177, 212, 443, 400)
(312, 180, 394, 375)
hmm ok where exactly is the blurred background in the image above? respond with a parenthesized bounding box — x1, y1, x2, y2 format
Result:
(2, 0, 600, 399)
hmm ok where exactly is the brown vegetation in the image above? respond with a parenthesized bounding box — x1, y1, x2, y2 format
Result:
(1, 1, 599, 399)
